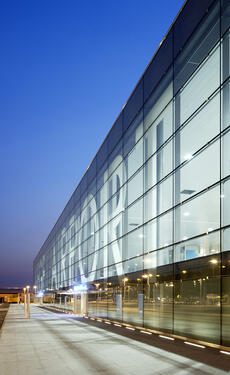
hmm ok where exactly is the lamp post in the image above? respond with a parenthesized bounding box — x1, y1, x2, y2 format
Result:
(23, 288, 26, 315)
(26, 285, 30, 319)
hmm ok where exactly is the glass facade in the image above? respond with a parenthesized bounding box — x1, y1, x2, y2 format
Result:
(34, 0, 230, 347)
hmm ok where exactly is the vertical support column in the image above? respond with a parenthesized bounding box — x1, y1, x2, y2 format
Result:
(222, 33, 230, 129)
(27, 291, 30, 319)
(156, 120, 163, 265)
(174, 95, 181, 258)
(81, 292, 88, 315)
(73, 294, 78, 314)
(24, 291, 26, 315)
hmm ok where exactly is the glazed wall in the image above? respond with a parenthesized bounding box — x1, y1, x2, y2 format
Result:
(34, 0, 230, 345)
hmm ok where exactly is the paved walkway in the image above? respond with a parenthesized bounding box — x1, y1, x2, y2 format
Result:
(0, 305, 229, 375)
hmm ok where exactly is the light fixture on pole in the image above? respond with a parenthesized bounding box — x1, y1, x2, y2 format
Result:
(26, 285, 30, 319)
(23, 288, 26, 315)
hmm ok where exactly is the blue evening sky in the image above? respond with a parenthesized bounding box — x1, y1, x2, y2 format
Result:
(0, 0, 184, 286)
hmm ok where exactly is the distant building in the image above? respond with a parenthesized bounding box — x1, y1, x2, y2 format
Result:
(34, 0, 230, 347)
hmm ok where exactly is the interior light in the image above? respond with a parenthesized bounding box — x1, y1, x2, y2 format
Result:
(183, 212, 190, 216)
(182, 270, 187, 274)
(184, 153, 193, 161)
(210, 259, 218, 264)
(208, 228, 214, 232)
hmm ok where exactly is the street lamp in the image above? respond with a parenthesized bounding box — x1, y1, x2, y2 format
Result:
(23, 288, 26, 315)
(26, 285, 30, 319)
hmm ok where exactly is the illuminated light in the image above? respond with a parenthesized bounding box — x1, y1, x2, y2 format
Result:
(210, 259, 218, 264)
(156, 274, 160, 278)
(159, 335, 175, 341)
(182, 270, 187, 274)
(184, 341, 205, 348)
(220, 194, 225, 199)
(183, 212, 190, 217)
(142, 274, 148, 279)
(208, 228, 214, 232)
(164, 243, 169, 247)
(184, 153, 193, 161)
(123, 278, 129, 282)
(84, 316, 88, 319)
(138, 234, 144, 238)
(114, 324, 122, 327)
(210, 249, 216, 253)
(140, 330, 152, 335)
(37, 291, 44, 297)
(220, 350, 230, 355)
(97, 319, 102, 322)
(90, 318, 95, 320)
(222, 265, 226, 269)
(137, 278, 141, 281)
(105, 321, 111, 325)
(91, 232, 94, 235)
(126, 327, 135, 331)
(26, 285, 30, 290)
(73, 283, 88, 293)
(182, 236, 188, 241)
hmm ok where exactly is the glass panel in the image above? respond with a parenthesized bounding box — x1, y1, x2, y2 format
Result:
(221, 0, 230, 36)
(124, 198, 143, 235)
(144, 87, 173, 135)
(144, 32, 173, 102)
(124, 80, 143, 131)
(122, 270, 143, 327)
(179, 91, 220, 165)
(127, 169, 143, 206)
(175, 187, 220, 243)
(222, 251, 230, 346)
(107, 276, 123, 322)
(174, 0, 220, 92)
(179, 45, 220, 126)
(123, 111, 143, 158)
(144, 154, 156, 192)
(122, 227, 143, 261)
(143, 257, 173, 333)
(222, 178, 230, 226)
(178, 139, 220, 204)
(125, 138, 143, 180)
(222, 128, 230, 178)
(175, 231, 220, 263)
(174, 254, 221, 344)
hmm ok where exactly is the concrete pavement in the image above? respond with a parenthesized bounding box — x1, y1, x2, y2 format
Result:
(0, 304, 229, 375)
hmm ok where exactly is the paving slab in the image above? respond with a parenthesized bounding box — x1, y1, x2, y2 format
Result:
(0, 304, 228, 375)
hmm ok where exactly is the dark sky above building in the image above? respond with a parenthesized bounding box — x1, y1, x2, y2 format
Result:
(0, 0, 184, 287)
